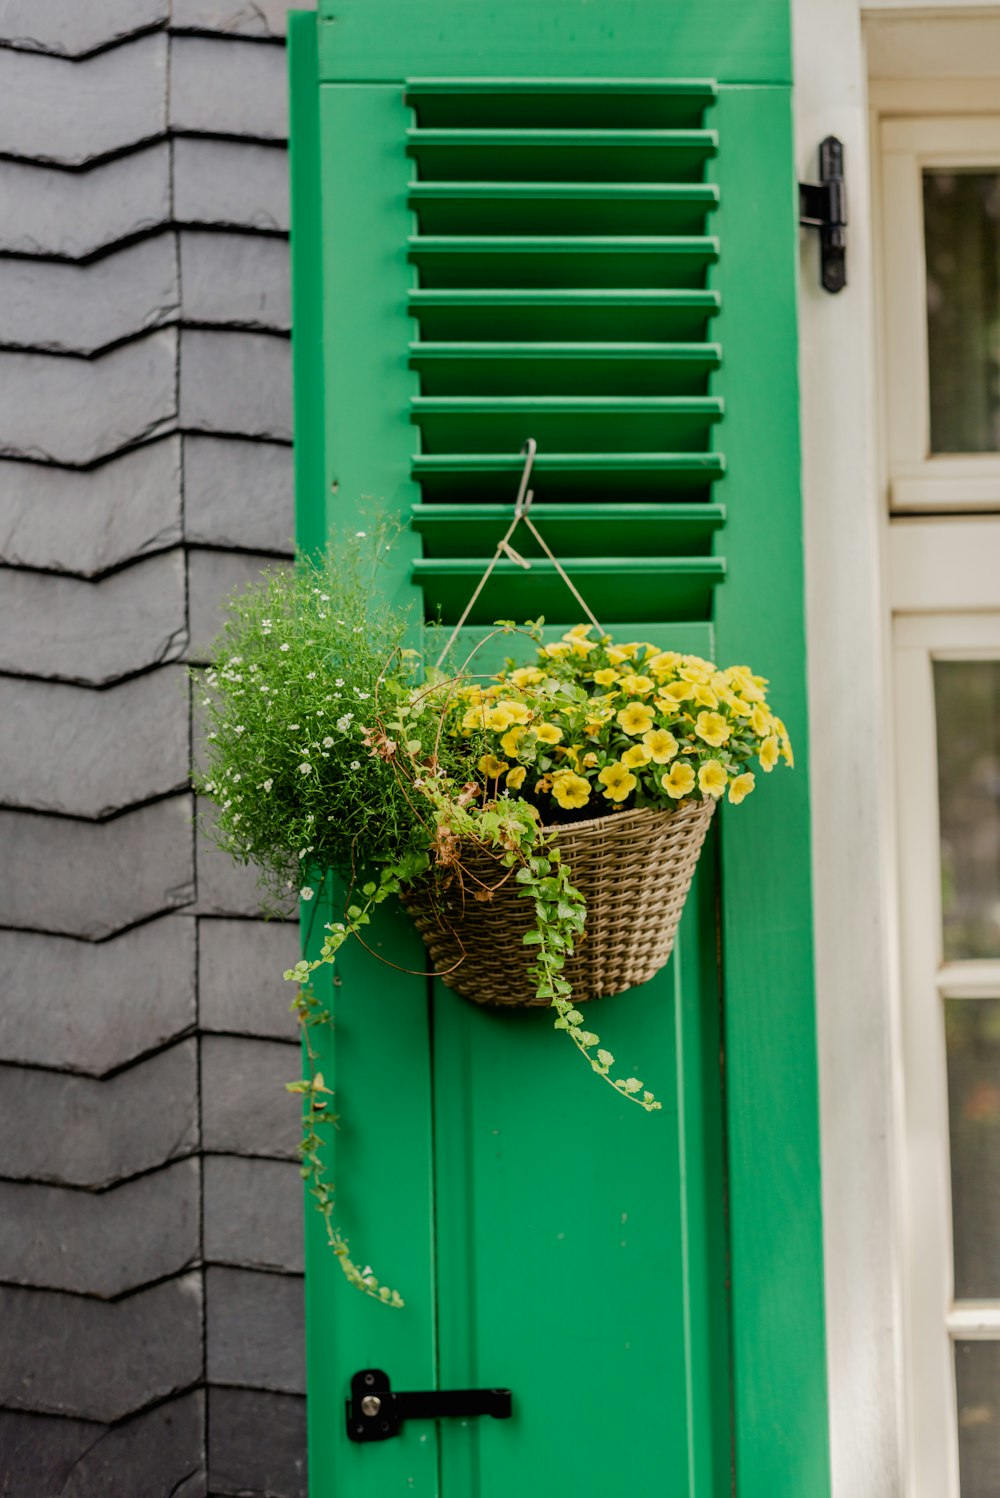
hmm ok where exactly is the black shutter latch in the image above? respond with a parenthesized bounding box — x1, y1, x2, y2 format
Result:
(799, 136, 847, 293)
(346, 1367, 513, 1443)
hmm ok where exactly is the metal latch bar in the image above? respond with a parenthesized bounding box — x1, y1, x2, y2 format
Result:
(347, 1367, 513, 1443)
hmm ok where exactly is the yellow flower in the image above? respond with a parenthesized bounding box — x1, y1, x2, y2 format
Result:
(597, 762, 637, 802)
(484, 705, 514, 731)
(642, 727, 679, 764)
(728, 772, 755, 805)
(616, 700, 656, 736)
(621, 743, 652, 769)
(619, 673, 654, 696)
(496, 698, 530, 724)
(693, 684, 719, 709)
(582, 750, 599, 768)
(542, 642, 571, 659)
(759, 734, 780, 772)
(478, 754, 508, 777)
(695, 711, 731, 748)
(662, 761, 696, 799)
(509, 666, 544, 688)
(679, 665, 712, 684)
(551, 772, 591, 810)
(750, 703, 771, 737)
(698, 759, 728, 798)
(461, 706, 487, 731)
(647, 650, 682, 676)
(726, 666, 766, 702)
(534, 722, 563, 745)
(661, 680, 696, 703)
(607, 642, 642, 664)
(506, 765, 527, 791)
(727, 695, 754, 718)
(562, 624, 594, 641)
(592, 668, 619, 687)
(500, 726, 526, 758)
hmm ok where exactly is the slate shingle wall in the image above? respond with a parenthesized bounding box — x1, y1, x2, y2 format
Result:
(0, 7, 309, 1494)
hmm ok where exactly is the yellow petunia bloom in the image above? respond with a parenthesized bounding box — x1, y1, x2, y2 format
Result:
(618, 673, 654, 696)
(582, 750, 599, 768)
(616, 700, 656, 736)
(563, 624, 594, 641)
(695, 711, 732, 748)
(727, 695, 754, 718)
(726, 666, 766, 703)
(679, 664, 712, 684)
(500, 726, 526, 758)
(750, 703, 771, 737)
(662, 760, 696, 799)
(759, 734, 780, 772)
(693, 684, 719, 709)
(621, 743, 652, 770)
(551, 772, 591, 810)
(642, 727, 679, 764)
(646, 650, 682, 676)
(461, 706, 487, 732)
(534, 722, 563, 745)
(728, 771, 755, 805)
(484, 705, 514, 732)
(698, 759, 728, 798)
(598, 762, 638, 802)
(506, 765, 527, 791)
(592, 668, 619, 687)
(607, 642, 642, 664)
(509, 666, 544, 688)
(495, 699, 530, 724)
(478, 754, 508, 778)
(542, 642, 571, 659)
(661, 679, 696, 703)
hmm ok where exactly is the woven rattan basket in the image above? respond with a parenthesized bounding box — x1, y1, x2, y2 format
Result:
(402, 799, 715, 1007)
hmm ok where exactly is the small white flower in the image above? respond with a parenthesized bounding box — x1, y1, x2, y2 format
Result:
(262, 778, 273, 792)
(306, 672, 316, 680)
(350, 760, 361, 771)
(298, 762, 312, 775)
(234, 725, 245, 735)
(355, 690, 370, 701)
(320, 594, 330, 602)
(336, 714, 353, 732)
(322, 736, 334, 748)
(232, 773, 241, 782)
(355, 530, 367, 538)
(334, 679, 345, 687)
(280, 643, 290, 652)
(288, 724, 300, 731)
(201, 697, 211, 707)
(207, 731, 217, 740)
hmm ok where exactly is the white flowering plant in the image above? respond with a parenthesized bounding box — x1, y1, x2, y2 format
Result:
(196, 522, 792, 1308)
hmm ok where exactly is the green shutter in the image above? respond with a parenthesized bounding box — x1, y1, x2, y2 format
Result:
(290, 7, 828, 1495)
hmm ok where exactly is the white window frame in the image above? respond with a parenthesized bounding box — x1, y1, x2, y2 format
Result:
(881, 114, 1000, 513)
(893, 609, 1000, 1498)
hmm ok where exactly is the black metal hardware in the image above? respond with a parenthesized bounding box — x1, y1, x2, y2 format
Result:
(799, 135, 847, 293)
(346, 1367, 513, 1443)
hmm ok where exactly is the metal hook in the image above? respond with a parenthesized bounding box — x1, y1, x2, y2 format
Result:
(513, 438, 537, 519)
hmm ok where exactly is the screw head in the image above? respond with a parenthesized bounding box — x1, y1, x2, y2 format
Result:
(363, 1372, 375, 1386)
(361, 1395, 381, 1417)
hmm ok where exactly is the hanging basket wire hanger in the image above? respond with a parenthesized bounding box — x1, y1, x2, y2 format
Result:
(433, 438, 605, 672)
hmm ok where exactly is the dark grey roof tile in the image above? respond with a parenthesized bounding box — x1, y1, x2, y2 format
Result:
(180, 329, 291, 441)
(0, 1273, 203, 1421)
(200, 1035, 300, 1159)
(0, 438, 182, 574)
(0, 329, 176, 465)
(203, 1156, 303, 1273)
(0, 667, 189, 817)
(0, 1159, 200, 1296)
(187, 547, 286, 662)
(0, 1040, 198, 1188)
(0, 916, 196, 1074)
(0, 235, 178, 354)
(208, 1387, 305, 1498)
(200, 917, 299, 1039)
(0, 33, 167, 168)
(183, 435, 293, 553)
(0, 145, 171, 259)
(0, 548, 186, 684)
(172, 0, 308, 39)
(0, 0, 168, 58)
(0, 795, 195, 939)
(205, 1266, 304, 1394)
(179, 231, 289, 333)
(170, 36, 287, 142)
(174, 138, 288, 233)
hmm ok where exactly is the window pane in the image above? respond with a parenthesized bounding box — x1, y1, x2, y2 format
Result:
(934, 661, 1000, 960)
(955, 1340, 1000, 1497)
(946, 999, 1000, 1299)
(924, 170, 1000, 453)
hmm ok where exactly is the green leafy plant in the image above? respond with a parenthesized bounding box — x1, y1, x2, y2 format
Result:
(196, 523, 792, 1305)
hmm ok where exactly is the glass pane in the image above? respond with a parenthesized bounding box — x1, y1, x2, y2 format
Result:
(955, 1340, 1000, 1497)
(934, 661, 1000, 960)
(946, 999, 1000, 1298)
(923, 170, 1000, 453)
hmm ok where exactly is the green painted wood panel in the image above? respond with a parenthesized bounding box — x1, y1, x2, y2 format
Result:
(289, 7, 829, 1496)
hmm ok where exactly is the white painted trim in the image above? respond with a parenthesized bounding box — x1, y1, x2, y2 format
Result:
(947, 1305, 1000, 1336)
(794, 5, 908, 1496)
(892, 611, 1000, 1497)
(888, 516, 1000, 610)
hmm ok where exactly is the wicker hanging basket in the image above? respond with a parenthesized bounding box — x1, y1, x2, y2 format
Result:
(402, 799, 715, 1008)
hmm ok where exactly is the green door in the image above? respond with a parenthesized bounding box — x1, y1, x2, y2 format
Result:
(289, 6, 829, 1494)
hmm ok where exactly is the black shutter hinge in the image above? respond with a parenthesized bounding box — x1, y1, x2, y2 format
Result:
(346, 1367, 513, 1443)
(799, 135, 847, 293)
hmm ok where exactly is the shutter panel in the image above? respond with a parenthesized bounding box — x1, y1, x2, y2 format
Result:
(291, 8, 828, 1497)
